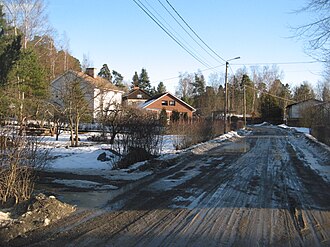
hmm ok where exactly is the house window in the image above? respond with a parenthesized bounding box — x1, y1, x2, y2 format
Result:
(137, 94, 142, 98)
(162, 100, 168, 106)
(169, 100, 175, 106)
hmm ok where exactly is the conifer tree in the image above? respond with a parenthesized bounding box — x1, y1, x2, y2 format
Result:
(132, 71, 139, 87)
(98, 64, 112, 81)
(157, 81, 166, 94)
(138, 68, 152, 93)
(112, 70, 124, 88)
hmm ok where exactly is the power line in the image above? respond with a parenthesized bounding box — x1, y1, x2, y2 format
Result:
(143, 0, 213, 67)
(233, 61, 321, 66)
(157, 0, 224, 65)
(151, 59, 320, 88)
(165, 0, 227, 63)
(244, 84, 296, 103)
(158, 63, 226, 82)
(132, 0, 213, 69)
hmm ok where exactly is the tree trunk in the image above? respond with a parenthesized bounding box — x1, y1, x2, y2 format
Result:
(74, 117, 79, 147)
(70, 124, 74, 147)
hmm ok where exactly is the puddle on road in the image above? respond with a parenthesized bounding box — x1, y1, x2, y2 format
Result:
(209, 141, 250, 155)
(36, 175, 154, 209)
(35, 184, 120, 209)
(57, 191, 113, 209)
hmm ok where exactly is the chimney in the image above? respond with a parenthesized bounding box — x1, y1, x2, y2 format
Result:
(85, 68, 97, 78)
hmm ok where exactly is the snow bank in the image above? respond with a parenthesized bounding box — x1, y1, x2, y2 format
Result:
(278, 124, 310, 134)
(253, 122, 271, 127)
(0, 211, 12, 227)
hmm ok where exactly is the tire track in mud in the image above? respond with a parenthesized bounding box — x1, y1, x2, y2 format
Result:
(284, 140, 330, 245)
(6, 126, 330, 247)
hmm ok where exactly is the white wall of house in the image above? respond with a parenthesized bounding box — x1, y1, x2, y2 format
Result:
(93, 88, 122, 119)
(51, 71, 123, 120)
(288, 100, 320, 119)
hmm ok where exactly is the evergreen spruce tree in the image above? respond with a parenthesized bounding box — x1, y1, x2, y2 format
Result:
(138, 68, 152, 93)
(98, 64, 112, 81)
(132, 71, 139, 87)
(157, 81, 166, 94)
(192, 73, 206, 96)
(0, 5, 21, 85)
(112, 70, 124, 88)
(159, 108, 168, 126)
(293, 82, 315, 101)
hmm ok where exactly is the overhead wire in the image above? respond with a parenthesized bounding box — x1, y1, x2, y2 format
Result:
(157, 0, 224, 65)
(132, 0, 213, 69)
(143, 0, 213, 68)
(158, 63, 226, 82)
(165, 0, 227, 63)
(244, 84, 296, 103)
(233, 61, 321, 66)
(132, 0, 321, 95)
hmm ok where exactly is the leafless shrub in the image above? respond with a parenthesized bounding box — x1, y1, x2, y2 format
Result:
(311, 102, 330, 145)
(168, 119, 224, 149)
(0, 127, 49, 206)
(111, 109, 163, 169)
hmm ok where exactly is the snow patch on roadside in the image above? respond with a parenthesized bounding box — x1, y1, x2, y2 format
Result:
(190, 131, 242, 155)
(254, 122, 271, 127)
(278, 124, 310, 134)
(0, 211, 12, 227)
(289, 141, 330, 183)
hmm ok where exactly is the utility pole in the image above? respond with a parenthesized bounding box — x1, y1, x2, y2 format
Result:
(243, 85, 247, 128)
(223, 56, 240, 134)
(223, 61, 229, 134)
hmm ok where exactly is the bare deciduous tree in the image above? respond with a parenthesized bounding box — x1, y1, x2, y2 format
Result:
(294, 0, 330, 62)
(81, 53, 93, 72)
(2, 0, 52, 49)
(176, 72, 194, 104)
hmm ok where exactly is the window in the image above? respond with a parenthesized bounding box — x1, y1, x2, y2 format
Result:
(161, 100, 168, 106)
(137, 94, 142, 98)
(169, 100, 175, 106)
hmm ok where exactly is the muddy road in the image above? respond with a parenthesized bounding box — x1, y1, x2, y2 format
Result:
(6, 126, 330, 246)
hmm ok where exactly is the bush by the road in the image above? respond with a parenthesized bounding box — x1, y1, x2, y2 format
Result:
(0, 127, 49, 206)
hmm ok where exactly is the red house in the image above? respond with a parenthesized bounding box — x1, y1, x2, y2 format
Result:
(140, 92, 196, 119)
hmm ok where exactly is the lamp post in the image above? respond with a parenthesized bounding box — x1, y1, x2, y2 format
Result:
(223, 56, 240, 134)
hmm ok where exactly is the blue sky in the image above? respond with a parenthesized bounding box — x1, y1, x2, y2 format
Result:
(47, 0, 324, 93)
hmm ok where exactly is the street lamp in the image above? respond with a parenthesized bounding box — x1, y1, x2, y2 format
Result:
(224, 56, 240, 134)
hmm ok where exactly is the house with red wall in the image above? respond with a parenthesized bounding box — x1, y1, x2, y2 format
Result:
(140, 92, 196, 119)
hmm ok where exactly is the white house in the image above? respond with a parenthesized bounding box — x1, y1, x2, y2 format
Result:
(286, 99, 322, 125)
(51, 68, 124, 119)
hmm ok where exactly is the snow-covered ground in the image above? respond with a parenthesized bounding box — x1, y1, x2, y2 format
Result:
(43, 131, 240, 172)
(278, 124, 330, 183)
(32, 131, 241, 192)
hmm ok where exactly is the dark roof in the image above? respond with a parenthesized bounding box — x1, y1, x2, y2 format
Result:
(286, 99, 323, 108)
(123, 88, 152, 100)
(144, 92, 166, 103)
